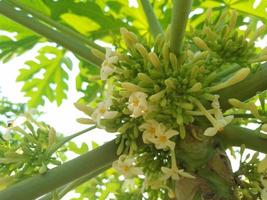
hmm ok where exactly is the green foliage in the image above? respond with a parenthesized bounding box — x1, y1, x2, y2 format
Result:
(16, 46, 72, 107)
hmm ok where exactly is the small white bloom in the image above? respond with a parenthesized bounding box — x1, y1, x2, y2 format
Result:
(127, 91, 148, 118)
(91, 100, 118, 126)
(139, 120, 163, 144)
(161, 166, 194, 181)
(150, 128, 179, 150)
(204, 96, 233, 136)
(100, 48, 118, 80)
(112, 155, 143, 178)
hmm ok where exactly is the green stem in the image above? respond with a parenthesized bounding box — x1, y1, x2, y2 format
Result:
(0, 1, 102, 66)
(139, 0, 163, 37)
(219, 63, 267, 110)
(170, 0, 193, 56)
(39, 165, 110, 200)
(0, 139, 118, 200)
(220, 125, 267, 154)
(6, 0, 104, 52)
(47, 126, 96, 156)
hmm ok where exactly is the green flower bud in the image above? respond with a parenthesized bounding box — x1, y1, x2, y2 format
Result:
(162, 43, 169, 62)
(121, 82, 142, 92)
(48, 127, 56, 148)
(74, 103, 94, 116)
(180, 102, 194, 110)
(120, 27, 138, 48)
(76, 118, 95, 125)
(148, 52, 161, 69)
(193, 37, 210, 51)
(170, 52, 178, 70)
(137, 73, 154, 84)
(187, 82, 202, 93)
(149, 90, 165, 102)
(135, 43, 149, 59)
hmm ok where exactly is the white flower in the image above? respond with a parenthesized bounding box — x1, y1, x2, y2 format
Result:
(150, 127, 179, 150)
(127, 91, 148, 118)
(139, 120, 163, 144)
(91, 100, 118, 126)
(112, 155, 143, 178)
(100, 48, 118, 80)
(161, 166, 195, 181)
(203, 96, 233, 136)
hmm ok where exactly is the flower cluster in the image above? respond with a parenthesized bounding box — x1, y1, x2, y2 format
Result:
(75, 10, 266, 197)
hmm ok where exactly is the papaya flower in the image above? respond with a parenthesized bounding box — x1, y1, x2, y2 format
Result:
(161, 166, 195, 181)
(127, 91, 148, 118)
(139, 120, 163, 144)
(91, 99, 118, 126)
(100, 48, 118, 80)
(204, 96, 233, 136)
(112, 155, 143, 178)
(150, 127, 179, 150)
(192, 96, 233, 137)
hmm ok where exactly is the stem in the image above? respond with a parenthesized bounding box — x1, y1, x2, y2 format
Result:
(219, 63, 267, 110)
(0, 1, 102, 67)
(139, 0, 163, 37)
(7, 0, 104, 52)
(0, 139, 118, 200)
(39, 165, 110, 200)
(47, 126, 96, 155)
(220, 125, 267, 154)
(170, 0, 193, 56)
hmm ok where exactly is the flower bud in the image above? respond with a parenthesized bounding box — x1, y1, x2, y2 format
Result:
(121, 82, 142, 92)
(148, 52, 161, 69)
(180, 102, 194, 110)
(149, 90, 165, 102)
(76, 118, 95, 125)
(251, 25, 265, 42)
(135, 43, 148, 59)
(228, 98, 245, 108)
(137, 73, 154, 84)
(187, 82, 202, 93)
(48, 127, 56, 147)
(162, 43, 169, 62)
(120, 27, 138, 48)
(74, 103, 94, 116)
(229, 11, 237, 30)
(193, 37, 210, 51)
(170, 52, 177, 69)
(208, 68, 250, 92)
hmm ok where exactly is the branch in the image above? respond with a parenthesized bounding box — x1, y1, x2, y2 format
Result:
(0, 1, 102, 67)
(139, 0, 163, 37)
(0, 139, 117, 200)
(220, 125, 267, 154)
(170, 0, 193, 56)
(39, 165, 110, 200)
(219, 63, 267, 110)
(7, 0, 105, 52)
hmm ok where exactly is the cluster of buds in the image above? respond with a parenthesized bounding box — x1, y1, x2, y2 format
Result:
(75, 10, 266, 196)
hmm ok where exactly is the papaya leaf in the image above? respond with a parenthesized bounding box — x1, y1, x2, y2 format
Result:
(16, 46, 72, 107)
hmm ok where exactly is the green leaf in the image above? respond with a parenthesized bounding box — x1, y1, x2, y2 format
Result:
(16, 46, 72, 107)
(68, 142, 88, 155)
(0, 16, 39, 62)
(230, 0, 267, 21)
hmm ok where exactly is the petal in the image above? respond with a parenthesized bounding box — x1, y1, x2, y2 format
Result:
(104, 111, 118, 119)
(178, 170, 195, 179)
(165, 129, 179, 138)
(204, 127, 218, 136)
(224, 115, 234, 124)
